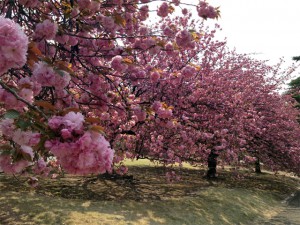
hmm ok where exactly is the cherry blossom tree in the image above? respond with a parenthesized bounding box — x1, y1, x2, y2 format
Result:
(0, 0, 220, 178)
(109, 16, 300, 177)
(0, 0, 299, 183)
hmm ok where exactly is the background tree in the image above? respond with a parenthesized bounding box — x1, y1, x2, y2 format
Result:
(292, 56, 300, 62)
(286, 56, 300, 115)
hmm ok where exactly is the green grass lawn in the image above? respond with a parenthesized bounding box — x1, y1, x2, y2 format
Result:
(0, 159, 299, 225)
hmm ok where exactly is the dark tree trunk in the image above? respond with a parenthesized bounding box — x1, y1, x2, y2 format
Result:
(206, 150, 219, 179)
(255, 158, 262, 173)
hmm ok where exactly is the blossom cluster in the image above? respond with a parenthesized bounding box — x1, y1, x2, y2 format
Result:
(19, 0, 40, 8)
(181, 65, 197, 78)
(175, 30, 195, 49)
(48, 111, 85, 137)
(0, 155, 31, 174)
(46, 112, 114, 175)
(157, 2, 169, 18)
(34, 19, 58, 40)
(46, 131, 114, 175)
(152, 101, 173, 119)
(77, 0, 101, 12)
(32, 61, 71, 90)
(0, 118, 41, 174)
(0, 16, 28, 75)
(197, 1, 219, 19)
(0, 88, 19, 110)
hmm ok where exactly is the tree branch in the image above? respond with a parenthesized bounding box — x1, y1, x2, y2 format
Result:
(0, 79, 48, 119)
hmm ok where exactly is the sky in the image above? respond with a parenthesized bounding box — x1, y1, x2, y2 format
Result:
(148, 0, 300, 82)
(205, 0, 300, 65)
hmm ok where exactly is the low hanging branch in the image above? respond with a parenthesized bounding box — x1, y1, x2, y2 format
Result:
(0, 79, 48, 119)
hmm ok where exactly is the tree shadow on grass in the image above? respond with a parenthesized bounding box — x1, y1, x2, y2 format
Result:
(0, 184, 289, 225)
(0, 166, 299, 225)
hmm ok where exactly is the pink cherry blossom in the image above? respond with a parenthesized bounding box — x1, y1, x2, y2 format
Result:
(46, 131, 114, 175)
(157, 2, 169, 18)
(12, 129, 41, 147)
(150, 71, 160, 83)
(0, 16, 28, 75)
(0, 118, 15, 138)
(55, 34, 69, 44)
(20, 145, 34, 160)
(113, 0, 123, 5)
(157, 107, 173, 119)
(139, 5, 149, 21)
(78, 0, 100, 11)
(133, 107, 147, 121)
(32, 62, 58, 86)
(197, 1, 219, 19)
(0, 155, 31, 174)
(34, 19, 58, 40)
(102, 16, 116, 30)
(181, 65, 197, 78)
(32, 61, 70, 89)
(48, 112, 84, 134)
(111, 55, 128, 72)
(182, 8, 188, 15)
(63, 111, 85, 132)
(19, 0, 40, 8)
(0, 88, 19, 109)
(172, 0, 180, 6)
(175, 30, 194, 49)
(77, 0, 92, 10)
(61, 128, 72, 139)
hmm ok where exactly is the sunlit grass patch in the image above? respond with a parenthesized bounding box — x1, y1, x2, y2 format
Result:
(0, 187, 284, 225)
(0, 161, 299, 225)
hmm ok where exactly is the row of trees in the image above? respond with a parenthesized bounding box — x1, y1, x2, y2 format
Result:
(0, 0, 299, 180)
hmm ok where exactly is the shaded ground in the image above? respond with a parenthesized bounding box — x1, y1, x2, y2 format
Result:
(260, 190, 300, 225)
(2, 166, 298, 202)
(0, 164, 299, 224)
(288, 191, 300, 207)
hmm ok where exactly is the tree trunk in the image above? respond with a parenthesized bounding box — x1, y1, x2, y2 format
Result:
(206, 150, 219, 179)
(255, 158, 262, 173)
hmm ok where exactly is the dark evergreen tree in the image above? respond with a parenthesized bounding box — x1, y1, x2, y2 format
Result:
(292, 56, 300, 62)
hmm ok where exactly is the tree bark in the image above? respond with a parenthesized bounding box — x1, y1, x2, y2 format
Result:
(206, 150, 219, 178)
(255, 158, 262, 173)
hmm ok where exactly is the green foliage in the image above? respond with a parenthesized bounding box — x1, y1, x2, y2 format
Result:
(16, 120, 31, 130)
(287, 77, 300, 122)
(289, 56, 300, 102)
(289, 77, 300, 89)
(292, 56, 300, 62)
(3, 109, 20, 119)
(288, 77, 300, 103)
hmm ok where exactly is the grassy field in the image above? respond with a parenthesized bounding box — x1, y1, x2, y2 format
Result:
(0, 159, 299, 225)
